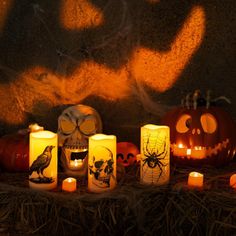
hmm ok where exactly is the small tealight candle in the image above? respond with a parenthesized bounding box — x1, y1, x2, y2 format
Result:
(62, 177, 77, 192)
(230, 174, 236, 189)
(188, 171, 204, 188)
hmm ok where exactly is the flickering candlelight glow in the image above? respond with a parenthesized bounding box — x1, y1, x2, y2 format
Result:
(69, 159, 83, 170)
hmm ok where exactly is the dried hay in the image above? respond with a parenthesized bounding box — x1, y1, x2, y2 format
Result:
(0, 162, 236, 236)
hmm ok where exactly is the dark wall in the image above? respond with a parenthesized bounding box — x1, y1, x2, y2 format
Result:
(0, 0, 235, 145)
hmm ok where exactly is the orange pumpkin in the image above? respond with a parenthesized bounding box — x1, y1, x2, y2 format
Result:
(0, 130, 29, 172)
(162, 98, 236, 167)
(117, 142, 139, 167)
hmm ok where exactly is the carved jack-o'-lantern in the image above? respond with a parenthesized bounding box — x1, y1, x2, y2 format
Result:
(162, 91, 236, 166)
(58, 104, 102, 176)
(117, 142, 139, 167)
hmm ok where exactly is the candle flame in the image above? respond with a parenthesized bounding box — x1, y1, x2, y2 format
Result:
(187, 149, 191, 156)
(190, 171, 203, 177)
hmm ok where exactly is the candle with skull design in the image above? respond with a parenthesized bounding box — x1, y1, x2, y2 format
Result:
(140, 124, 170, 185)
(88, 134, 116, 193)
(29, 131, 58, 190)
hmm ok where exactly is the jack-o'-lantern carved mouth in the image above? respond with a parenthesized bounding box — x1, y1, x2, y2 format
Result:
(171, 139, 229, 159)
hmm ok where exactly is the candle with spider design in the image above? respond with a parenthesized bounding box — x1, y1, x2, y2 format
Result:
(140, 124, 170, 185)
(88, 134, 116, 193)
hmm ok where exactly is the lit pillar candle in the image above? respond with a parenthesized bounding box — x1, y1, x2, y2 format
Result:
(62, 177, 77, 192)
(29, 130, 58, 190)
(140, 124, 170, 185)
(88, 134, 116, 193)
(230, 174, 236, 189)
(188, 171, 204, 188)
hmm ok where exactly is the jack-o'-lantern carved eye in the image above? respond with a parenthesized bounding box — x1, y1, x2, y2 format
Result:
(200, 113, 217, 134)
(176, 114, 192, 133)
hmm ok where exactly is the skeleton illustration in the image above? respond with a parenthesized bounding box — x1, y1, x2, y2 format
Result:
(142, 134, 168, 183)
(58, 104, 102, 176)
(89, 146, 114, 188)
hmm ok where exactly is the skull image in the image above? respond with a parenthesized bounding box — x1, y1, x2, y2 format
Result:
(89, 146, 114, 189)
(58, 104, 102, 176)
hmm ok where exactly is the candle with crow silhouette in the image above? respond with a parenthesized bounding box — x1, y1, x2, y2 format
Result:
(140, 124, 170, 185)
(29, 130, 58, 190)
(88, 134, 116, 193)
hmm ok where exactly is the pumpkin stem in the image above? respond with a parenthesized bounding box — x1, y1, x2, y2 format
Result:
(186, 93, 191, 109)
(206, 90, 211, 108)
(212, 96, 231, 105)
(182, 90, 231, 109)
(193, 89, 201, 110)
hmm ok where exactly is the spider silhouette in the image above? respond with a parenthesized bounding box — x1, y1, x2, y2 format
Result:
(142, 136, 167, 181)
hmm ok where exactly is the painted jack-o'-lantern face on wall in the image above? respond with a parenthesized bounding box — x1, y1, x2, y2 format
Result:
(162, 92, 236, 167)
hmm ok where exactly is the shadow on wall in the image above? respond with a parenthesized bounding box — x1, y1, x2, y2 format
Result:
(0, 0, 235, 139)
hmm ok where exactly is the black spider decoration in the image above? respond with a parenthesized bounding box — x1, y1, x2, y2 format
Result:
(142, 136, 167, 181)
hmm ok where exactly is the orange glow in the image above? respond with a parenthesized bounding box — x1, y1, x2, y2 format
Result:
(20, 63, 129, 102)
(130, 6, 205, 92)
(230, 174, 236, 189)
(0, 5, 206, 125)
(60, 0, 104, 29)
(0, 0, 12, 33)
(1, 63, 129, 124)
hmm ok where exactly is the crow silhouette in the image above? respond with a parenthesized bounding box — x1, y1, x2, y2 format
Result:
(29, 145, 55, 178)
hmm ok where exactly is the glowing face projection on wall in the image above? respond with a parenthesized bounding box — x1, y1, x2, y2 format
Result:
(140, 124, 170, 185)
(88, 134, 116, 193)
(0, 4, 206, 126)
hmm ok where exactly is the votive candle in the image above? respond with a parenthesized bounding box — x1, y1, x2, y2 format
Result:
(188, 171, 204, 188)
(62, 177, 77, 192)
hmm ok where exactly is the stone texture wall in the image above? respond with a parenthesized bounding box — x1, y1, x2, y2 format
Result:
(0, 0, 235, 145)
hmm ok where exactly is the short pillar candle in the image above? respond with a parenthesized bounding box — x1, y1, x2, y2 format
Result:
(62, 177, 77, 192)
(29, 130, 58, 190)
(188, 172, 204, 188)
(140, 124, 170, 185)
(88, 134, 116, 193)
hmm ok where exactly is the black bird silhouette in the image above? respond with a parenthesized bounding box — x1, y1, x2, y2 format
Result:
(29, 145, 55, 179)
